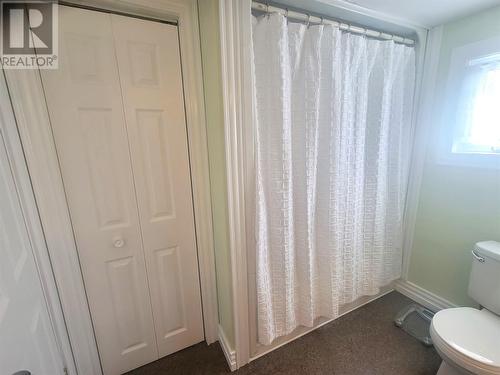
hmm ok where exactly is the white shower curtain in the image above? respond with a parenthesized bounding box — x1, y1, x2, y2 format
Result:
(252, 13, 416, 345)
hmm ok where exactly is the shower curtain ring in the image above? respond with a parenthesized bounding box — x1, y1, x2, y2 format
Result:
(265, 2, 271, 19)
(307, 13, 311, 27)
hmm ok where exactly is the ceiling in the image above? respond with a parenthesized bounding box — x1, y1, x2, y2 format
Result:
(270, 0, 500, 38)
(319, 0, 500, 28)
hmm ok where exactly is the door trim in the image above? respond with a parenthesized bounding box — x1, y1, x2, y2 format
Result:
(218, 0, 253, 368)
(0, 71, 75, 375)
(3, 1, 218, 374)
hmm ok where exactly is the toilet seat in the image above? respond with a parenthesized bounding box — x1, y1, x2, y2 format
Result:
(430, 307, 500, 375)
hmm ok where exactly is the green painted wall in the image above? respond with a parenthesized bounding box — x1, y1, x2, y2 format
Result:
(198, 0, 234, 347)
(408, 6, 500, 306)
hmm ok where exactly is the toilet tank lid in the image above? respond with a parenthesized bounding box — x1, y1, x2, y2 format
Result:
(475, 241, 500, 261)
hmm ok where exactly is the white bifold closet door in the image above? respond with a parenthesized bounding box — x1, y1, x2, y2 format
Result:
(40, 6, 203, 375)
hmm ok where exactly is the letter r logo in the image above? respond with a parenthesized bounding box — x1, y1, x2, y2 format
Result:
(1, 1, 53, 54)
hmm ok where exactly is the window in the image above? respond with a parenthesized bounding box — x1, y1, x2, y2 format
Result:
(453, 54, 500, 155)
(438, 37, 500, 168)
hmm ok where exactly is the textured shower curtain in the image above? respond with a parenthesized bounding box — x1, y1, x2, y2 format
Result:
(252, 13, 416, 345)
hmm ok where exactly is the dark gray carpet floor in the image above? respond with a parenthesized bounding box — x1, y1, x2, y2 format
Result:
(126, 291, 441, 375)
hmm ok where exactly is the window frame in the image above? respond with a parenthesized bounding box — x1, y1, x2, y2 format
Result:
(436, 36, 500, 169)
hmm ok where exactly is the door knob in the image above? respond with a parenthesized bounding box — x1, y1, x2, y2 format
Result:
(113, 236, 125, 248)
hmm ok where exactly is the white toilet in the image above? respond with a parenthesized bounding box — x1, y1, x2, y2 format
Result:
(430, 241, 500, 375)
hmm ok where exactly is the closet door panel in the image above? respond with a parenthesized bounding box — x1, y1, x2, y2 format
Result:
(111, 15, 204, 356)
(40, 6, 157, 375)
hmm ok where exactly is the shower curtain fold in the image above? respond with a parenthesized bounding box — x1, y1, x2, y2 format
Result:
(252, 13, 416, 346)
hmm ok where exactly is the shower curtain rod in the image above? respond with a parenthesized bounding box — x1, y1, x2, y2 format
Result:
(252, 1, 415, 46)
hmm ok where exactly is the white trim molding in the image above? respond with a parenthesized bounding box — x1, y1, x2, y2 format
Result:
(0, 71, 77, 375)
(219, 0, 254, 369)
(395, 280, 457, 312)
(218, 325, 237, 371)
(4, 1, 218, 373)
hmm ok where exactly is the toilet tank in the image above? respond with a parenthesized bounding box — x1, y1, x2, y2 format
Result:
(468, 241, 500, 315)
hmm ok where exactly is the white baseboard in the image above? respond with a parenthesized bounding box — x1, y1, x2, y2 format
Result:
(218, 324, 237, 371)
(395, 280, 457, 312)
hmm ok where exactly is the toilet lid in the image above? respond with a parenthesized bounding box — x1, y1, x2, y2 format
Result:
(431, 307, 500, 374)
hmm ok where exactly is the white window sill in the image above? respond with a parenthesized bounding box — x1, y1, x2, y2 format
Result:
(435, 151, 500, 170)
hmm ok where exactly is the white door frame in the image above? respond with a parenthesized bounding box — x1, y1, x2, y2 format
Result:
(218, 0, 253, 369)
(0, 71, 76, 375)
(218, 0, 430, 369)
(4, 1, 218, 374)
